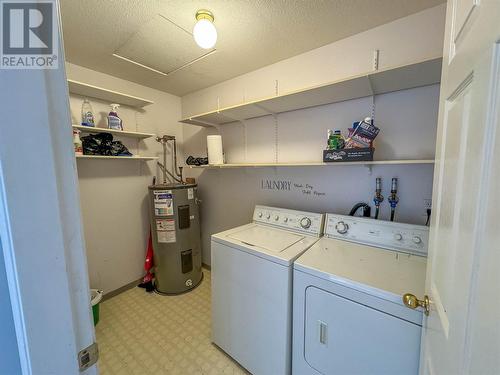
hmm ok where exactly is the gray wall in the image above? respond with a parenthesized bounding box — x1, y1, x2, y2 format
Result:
(67, 63, 183, 294)
(185, 85, 439, 265)
(70, 6, 444, 291)
(0, 241, 22, 374)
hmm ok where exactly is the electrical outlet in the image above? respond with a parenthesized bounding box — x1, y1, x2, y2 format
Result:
(424, 199, 432, 210)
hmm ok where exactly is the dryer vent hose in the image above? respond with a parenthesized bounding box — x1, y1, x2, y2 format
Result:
(349, 203, 371, 217)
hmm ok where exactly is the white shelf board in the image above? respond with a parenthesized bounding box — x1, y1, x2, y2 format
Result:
(180, 57, 442, 127)
(76, 155, 158, 161)
(187, 159, 435, 169)
(72, 125, 154, 139)
(68, 79, 154, 108)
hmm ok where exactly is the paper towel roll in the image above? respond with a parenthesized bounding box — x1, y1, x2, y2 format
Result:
(207, 135, 224, 164)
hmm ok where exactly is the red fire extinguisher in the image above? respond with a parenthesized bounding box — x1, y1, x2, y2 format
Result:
(139, 231, 154, 292)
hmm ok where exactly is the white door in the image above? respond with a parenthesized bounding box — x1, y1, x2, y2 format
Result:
(418, 1, 500, 374)
(0, 0, 97, 374)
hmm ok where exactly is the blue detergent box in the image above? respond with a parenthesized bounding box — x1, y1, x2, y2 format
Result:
(353, 121, 380, 139)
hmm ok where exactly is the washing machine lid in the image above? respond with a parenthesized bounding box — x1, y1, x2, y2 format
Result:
(212, 223, 320, 266)
(227, 226, 304, 253)
(294, 237, 427, 306)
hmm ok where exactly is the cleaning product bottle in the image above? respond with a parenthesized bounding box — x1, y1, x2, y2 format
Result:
(327, 129, 334, 150)
(107, 104, 123, 130)
(73, 129, 83, 155)
(334, 130, 345, 149)
(81, 99, 95, 127)
(328, 130, 344, 150)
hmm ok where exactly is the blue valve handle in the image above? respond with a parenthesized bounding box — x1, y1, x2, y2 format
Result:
(388, 196, 399, 208)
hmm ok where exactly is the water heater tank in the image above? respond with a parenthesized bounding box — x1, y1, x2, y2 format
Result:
(148, 183, 202, 294)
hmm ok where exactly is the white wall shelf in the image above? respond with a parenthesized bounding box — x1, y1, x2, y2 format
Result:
(180, 57, 442, 127)
(186, 159, 435, 169)
(68, 79, 154, 108)
(72, 125, 155, 139)
(76, 155, 158, 161)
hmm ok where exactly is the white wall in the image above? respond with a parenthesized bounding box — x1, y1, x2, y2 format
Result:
(181, 6, 445, 265)
(182, 4, 446, 117)
(184, 85, 439, 265)
(69, 5, 446, 283)
(66, 63, 182, 294)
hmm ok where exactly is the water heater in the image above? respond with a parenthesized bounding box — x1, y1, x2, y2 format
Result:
(148, 183, 202, 294)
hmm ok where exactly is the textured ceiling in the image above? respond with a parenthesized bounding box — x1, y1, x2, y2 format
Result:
(60, 0, 445, 96)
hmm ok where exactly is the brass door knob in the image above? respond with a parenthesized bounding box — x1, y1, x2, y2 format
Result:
(402, 293, 430, 316)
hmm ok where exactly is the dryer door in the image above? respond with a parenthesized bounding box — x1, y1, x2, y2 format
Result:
(304, 286, 421, 375)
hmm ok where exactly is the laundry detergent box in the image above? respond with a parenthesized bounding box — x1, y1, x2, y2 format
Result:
(323, 148, 374, 162)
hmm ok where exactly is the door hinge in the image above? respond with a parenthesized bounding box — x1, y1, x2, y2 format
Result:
(78, 342, 99, 371)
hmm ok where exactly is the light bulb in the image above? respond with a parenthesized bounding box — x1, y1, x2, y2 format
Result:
(193, 18, 217, 49)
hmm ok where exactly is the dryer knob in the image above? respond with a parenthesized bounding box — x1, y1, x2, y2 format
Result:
(394, 233, 403, 241)
(335, 221, 349, 234)
(300, 217, 312, 229)
(274, 215, 279, 221)
(412, 236, 422, 244)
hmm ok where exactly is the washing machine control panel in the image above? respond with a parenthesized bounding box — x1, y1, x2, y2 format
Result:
(253, 205, 324, 236)
(325, 214, 429, 256)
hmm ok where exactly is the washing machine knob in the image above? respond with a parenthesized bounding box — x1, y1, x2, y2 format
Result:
(335, 221, 349, 234)
(274, 215, 280, 221)
(394, 233, 403, 241)
(412, 236, 422, 244)
(283, 217, 289, 223)
(258, 212, 263, 218)
(266, 214, 271, 220)
(300, 217, 312, 229)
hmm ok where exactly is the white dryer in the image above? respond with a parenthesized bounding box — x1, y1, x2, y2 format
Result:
(211, 205, 324, 375)
(293, 214, 429, 375)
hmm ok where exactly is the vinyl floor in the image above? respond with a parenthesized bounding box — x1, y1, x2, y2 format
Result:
(96, 270, 248, 375)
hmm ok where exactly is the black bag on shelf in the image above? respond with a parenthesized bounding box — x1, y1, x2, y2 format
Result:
(186, 155, 208, 166)
(82, 133, 132, 156)
(82, 133, 113, 155)
(110, 141, 132, 156)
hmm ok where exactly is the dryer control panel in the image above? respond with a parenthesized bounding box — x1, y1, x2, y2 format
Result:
(325, 214, 429, 256)
(253, 205, 324, 237)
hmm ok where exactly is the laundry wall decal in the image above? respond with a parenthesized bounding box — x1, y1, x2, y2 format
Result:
(260, 179, 326, 197)
(260, 179, 292, 191)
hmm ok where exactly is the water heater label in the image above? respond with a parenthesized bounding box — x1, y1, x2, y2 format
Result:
(153, 190, 174, 216)
(156, 218, 176, 243)
(188, 188, 194, 200)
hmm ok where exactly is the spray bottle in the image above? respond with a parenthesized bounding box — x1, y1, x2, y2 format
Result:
(107, 104, 123, 130)
(81, 98, 95, 127)
(73, 129, 83, 155)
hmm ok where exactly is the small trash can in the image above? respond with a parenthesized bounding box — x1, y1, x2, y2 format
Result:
(91, 289, 103, 326)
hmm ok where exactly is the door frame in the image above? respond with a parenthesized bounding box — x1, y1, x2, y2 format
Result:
(0, 0, 97, 373)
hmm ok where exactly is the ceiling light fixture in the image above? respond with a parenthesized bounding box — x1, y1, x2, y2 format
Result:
(193, 10, 217, 49)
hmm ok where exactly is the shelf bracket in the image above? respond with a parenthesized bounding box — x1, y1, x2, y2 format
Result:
(237, 120, 248, 162)
(364, 163, 373, 175)
(373, 49, 379, 71)
(366, 75, 376, 121)
(274, 116, 279, 163)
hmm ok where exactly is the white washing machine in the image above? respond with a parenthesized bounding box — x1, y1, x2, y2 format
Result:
(211, 205, 324, 375)
(293, 214, 429, 375)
